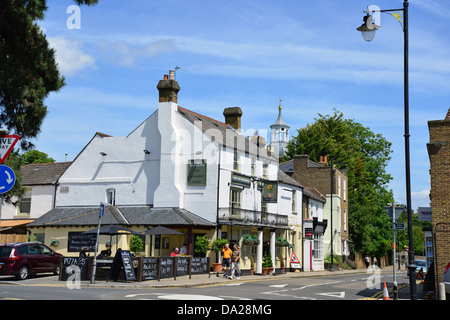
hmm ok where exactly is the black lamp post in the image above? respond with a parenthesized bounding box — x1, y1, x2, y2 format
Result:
(356, 0, 416, 300)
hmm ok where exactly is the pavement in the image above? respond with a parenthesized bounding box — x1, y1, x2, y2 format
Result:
(1, 265, 424, 299)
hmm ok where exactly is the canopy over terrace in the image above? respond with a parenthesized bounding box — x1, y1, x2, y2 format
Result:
(27, 206, 215, 256)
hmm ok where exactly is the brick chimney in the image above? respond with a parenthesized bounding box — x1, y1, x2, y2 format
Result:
(223, 107, 243, 131)
(157, 69, 180, 103)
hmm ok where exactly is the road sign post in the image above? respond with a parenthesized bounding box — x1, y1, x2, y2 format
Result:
(0, 165, 16, 194)
(0, 135, 20, 164)
(0, 134, 20, 221)
(385, 202, 404, 300)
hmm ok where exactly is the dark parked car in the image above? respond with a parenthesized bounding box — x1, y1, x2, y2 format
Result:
(0, 242, 62, 280)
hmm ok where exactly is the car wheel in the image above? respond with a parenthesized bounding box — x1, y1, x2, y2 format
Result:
(16, 266, 29, 280)
(54, 265, 60, 275)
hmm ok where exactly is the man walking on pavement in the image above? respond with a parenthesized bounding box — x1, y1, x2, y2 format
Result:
(229, 244, 241, 280)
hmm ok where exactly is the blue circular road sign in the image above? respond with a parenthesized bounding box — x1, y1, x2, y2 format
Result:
(0, 165, 16, 194)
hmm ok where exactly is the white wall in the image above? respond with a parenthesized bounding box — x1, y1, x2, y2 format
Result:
(57, 112, 161, 207)
(1, 185, 55, 220)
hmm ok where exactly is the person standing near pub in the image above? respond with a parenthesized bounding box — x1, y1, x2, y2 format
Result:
(222, 244, 232, 277)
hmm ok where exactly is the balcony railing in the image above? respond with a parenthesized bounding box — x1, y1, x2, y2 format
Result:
(218, 207, 289, 228)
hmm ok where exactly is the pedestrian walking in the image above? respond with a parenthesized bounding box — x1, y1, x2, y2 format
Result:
(365, 255, 370, 269)
(229, 244, 241, 280)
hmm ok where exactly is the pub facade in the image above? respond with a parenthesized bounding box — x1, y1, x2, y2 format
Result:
(28, 70, 303, 275)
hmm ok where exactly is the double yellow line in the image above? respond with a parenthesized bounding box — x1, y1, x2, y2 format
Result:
(359, 283, 409, 300)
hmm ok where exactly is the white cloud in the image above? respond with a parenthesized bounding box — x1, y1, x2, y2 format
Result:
(95, 39, 177, 66)
(48, 36, 96, 77)
(413, 0, 450, 18)
(412, 189, 431, 209)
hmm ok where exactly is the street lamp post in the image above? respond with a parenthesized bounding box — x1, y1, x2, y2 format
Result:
(357, 0, 417, 300)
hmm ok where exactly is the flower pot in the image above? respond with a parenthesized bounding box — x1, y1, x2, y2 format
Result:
(250, 267, 254, 275)
(280, 267, 285, 274)
(262, 267, 273, 276)
(212, 263, 222, 273)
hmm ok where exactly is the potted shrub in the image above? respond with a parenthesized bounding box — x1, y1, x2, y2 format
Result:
(129, 235, 143, 256)
(194, 235, 210, 257)
(262, 252, 273, 276)
(211, 238, 228, 272)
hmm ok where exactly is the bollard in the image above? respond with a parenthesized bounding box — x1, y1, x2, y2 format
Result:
(439, 283, 446, 300)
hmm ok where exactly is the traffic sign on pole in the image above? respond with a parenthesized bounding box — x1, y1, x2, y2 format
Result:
(394, 222, 406, 231)
(0, 135, 20, 163)
(0, 165, 16, 194)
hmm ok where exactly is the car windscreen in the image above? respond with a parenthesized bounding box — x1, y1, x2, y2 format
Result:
(0, 246, 12, 257)
(416, 260, 426, 267)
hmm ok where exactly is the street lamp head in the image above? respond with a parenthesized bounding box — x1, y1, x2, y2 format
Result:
(357, 14, 381, 42)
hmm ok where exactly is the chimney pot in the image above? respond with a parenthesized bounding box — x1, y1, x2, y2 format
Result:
(157, 71, 180, 103)
(169, 69, 175, 80)
(223, 107, 243, 131)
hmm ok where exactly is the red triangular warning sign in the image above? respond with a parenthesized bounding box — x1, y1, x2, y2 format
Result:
(290, 252, 300, 264)
(0, 135, 20, 163)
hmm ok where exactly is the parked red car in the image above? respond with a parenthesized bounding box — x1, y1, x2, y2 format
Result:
(0, 242, 62, 280)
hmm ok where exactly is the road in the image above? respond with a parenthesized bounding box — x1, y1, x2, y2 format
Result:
(0, 269, 413, 301)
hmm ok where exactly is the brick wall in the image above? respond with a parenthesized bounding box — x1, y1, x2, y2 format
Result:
(291, 155, 349, 252)
(427, 113, 450, 292)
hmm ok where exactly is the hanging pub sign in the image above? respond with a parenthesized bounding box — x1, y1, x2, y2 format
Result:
(262, 181, 278, 203)
(187, 159, 207, 186)
(231, 173, 251, 188)
(303, 220, 314, 239)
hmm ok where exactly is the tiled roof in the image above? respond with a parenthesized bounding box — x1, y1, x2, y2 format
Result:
(21, 162, 71, 186)
(27, 206, 216, 228)
(178, 106, 276, 161)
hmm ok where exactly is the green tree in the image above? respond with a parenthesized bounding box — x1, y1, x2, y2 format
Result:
(20, 150, 55, 165)
(129, 235, 143, 254)
(0, 0, 98, 150)
(284, 109, 394, 257)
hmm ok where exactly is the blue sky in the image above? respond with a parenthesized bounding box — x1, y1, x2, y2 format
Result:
(33, 0, 450, 211)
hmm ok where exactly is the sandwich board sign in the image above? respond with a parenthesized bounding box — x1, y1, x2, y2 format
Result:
(0, 135, 20, 164)
(290, 252, 301, 269)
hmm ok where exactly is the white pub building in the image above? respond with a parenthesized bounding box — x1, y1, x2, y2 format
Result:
(28, 70, 304, 274)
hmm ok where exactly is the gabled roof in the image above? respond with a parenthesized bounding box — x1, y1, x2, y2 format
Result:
(277, 169, 303, 189)
(178, 106, 276, 161)
(21, 162, 72, 186)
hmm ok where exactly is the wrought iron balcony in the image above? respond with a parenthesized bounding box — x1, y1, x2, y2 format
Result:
(218, 207, 289, 228)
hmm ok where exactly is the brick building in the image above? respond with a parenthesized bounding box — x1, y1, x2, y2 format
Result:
(427, 107, 450, 293)
(280, 155, 349, 260)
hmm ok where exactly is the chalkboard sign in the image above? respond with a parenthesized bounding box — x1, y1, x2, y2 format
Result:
(108, 250, 136, 282)
(160, 257, 175, 279)
(142, 257, 159, 280)
(60, 257, 89, 281)
(190, 257, 209, 275)
(176, 257, 189, 277)
(67, 232, 96, 252)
